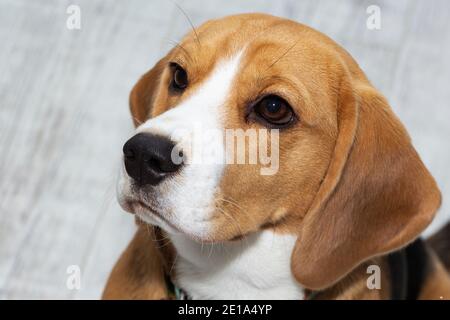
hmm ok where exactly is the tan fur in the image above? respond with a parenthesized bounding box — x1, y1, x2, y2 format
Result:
(103, 13, 449, 299)
(102, 224, 169, 299)
(306, 258, 391, 300)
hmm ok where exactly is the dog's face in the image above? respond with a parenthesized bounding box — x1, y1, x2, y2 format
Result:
(118, 14, 441, 289)
(118, 15, 336, 240)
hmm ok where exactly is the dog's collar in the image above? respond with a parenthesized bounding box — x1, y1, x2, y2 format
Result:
(304, 290, 321, 300)
(388, 238, 429, 300)
(165, 274, 190, 300)
(164, 273, 321, 300)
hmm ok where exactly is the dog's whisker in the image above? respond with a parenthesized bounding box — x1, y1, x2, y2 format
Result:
(216, 197, 243, 210)
(166, 39, 194, 63)
(132, 116, 143, 126)
(215, 205, 252, 259)
(169, 253, 178, 275)
(217, 197, 259, 228)
(208, 241, 214, 259)
(151, 233, 171, 242)
(144, 224, 156, 242)
(215, 206, 243, 236)
(218, 206, 252, 265)
(173, 2, 201, 47)
(156, 238, 173, 249)
(266, 39, 300, 71)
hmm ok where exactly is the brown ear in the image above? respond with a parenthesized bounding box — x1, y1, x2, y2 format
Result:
(292, 78, 441, 290)
(129, 57, 168, 127)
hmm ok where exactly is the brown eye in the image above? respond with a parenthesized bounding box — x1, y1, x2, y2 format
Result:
(253, 95, 294, 127)
(170, 63, 188, 91)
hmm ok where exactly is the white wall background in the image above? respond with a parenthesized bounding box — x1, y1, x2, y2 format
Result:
(0, 0, 449, 299)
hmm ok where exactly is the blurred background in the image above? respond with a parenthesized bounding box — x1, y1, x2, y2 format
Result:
(0, 0, 449, 299)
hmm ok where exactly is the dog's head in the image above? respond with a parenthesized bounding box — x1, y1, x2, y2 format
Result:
(117, 14, 441, 290)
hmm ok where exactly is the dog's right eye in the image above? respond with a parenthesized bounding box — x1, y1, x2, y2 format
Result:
(251, 95, 296, 128)
(169, 63, 188, 92)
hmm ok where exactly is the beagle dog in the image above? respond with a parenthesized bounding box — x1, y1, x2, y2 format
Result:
(103, 13, 450, 300)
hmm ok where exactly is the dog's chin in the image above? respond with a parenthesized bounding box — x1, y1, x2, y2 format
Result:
(118, 196, 220, 243)
(122, 199, 180, 234)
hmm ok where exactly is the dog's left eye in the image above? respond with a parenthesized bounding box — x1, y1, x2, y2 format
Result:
(253, 95, 294, 127)
(169, 63, 188, 91)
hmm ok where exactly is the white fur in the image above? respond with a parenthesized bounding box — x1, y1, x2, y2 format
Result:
(171, 230, 304, 299)
(120, 52, 243, 239)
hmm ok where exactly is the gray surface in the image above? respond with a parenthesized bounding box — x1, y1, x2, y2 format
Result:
(0, 0, 449, 299)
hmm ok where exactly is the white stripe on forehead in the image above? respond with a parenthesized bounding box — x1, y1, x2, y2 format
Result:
(136, 51, 244, 238)
(137, 50, 243, 137)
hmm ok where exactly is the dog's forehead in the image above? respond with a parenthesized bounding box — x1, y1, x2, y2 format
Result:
(185, 19, 295, 55)
(173, 14, 342, 90)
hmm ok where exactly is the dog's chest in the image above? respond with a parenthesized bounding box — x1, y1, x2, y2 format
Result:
(170, 231, 304, 299)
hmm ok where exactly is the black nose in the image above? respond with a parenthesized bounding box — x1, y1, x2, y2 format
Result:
(123, 133, 182, 186)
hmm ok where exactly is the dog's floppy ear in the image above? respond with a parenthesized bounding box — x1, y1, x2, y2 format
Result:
(129, 56, 168, 127)
(292, 76, 441, 290)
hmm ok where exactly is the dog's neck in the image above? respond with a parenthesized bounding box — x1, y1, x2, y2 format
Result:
(164, 229, 394, 300)
(169, 230, 305, 299)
